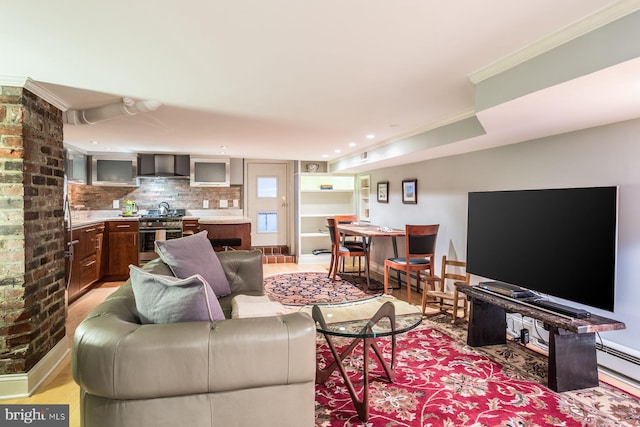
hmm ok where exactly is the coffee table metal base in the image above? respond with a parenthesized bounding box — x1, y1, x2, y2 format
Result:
(312, 302, 396, 422)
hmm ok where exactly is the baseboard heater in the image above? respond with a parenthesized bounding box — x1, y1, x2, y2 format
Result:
(596, 342, 640, 390)
(597, 343, 640, 366)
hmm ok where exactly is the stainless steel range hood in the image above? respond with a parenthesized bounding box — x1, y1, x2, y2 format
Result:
(138, 154, 190, 178)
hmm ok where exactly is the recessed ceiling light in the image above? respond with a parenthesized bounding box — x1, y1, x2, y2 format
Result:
(348, 142, 356, 147)
(321, 154, 329, 158)
(334, 149, 342, 153)
(366, 134, 375, 139)
(90, 141, 98, 144)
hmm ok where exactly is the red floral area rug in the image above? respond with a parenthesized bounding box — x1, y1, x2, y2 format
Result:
(264, 272, 383, 306)
(314, 322, 640, 426)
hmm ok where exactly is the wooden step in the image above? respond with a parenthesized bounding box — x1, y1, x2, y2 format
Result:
(253, 246, 296, 264)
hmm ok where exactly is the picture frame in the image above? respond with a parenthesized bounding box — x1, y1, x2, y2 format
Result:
(402, 179, 417, 204)
(377, 181, 389, 203)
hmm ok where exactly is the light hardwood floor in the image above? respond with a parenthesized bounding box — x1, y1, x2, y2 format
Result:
(3, 263, 406, 427)
(3, 262, 635, 427)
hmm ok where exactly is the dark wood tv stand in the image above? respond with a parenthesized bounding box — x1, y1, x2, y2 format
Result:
(456, 283, 625, 392)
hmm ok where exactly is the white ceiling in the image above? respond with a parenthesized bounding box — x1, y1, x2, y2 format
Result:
(2, 0, 639, 168)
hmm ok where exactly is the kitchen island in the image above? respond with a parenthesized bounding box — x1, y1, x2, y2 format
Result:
(184, 209, 252, 251)
(197, 218, 251, 251)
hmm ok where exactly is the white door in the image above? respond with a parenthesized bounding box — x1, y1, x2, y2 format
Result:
(246, 162, 288, 247)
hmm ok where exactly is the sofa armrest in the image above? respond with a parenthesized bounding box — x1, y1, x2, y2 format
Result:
(217, 249, 263, 294)
(73, 312, 316, 400)
(208, 313, 316, 392)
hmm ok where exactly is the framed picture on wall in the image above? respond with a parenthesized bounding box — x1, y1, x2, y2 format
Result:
(402, 179, 417, 204)
(377, 181, 389, 203)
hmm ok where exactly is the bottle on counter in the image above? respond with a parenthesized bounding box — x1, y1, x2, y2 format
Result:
(123, 200, 137, 216)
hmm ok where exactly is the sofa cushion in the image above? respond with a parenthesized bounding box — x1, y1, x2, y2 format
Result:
(218, 291, 264, 319)
(155, 230, 231, 297)
(231, 295, 286, 319)
(129, 265, 225, 323)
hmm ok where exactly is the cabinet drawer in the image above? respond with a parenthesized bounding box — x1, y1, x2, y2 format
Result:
(79, 254, 98, 289)
(76, 224, 98, 260)
(108, 220, 139, 232)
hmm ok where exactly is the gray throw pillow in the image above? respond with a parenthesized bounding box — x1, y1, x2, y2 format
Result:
(155, 230, 231, 297)
(130, 265, 225, 324)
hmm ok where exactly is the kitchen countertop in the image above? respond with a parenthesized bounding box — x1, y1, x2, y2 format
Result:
(69, 210, 250, 229)
(196, 216, 251, 224)
(187, 208, 250, 224)
(69, 217, 135, 228)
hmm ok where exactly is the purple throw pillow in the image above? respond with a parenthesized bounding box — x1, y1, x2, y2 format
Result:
(155, 230, 231, 297)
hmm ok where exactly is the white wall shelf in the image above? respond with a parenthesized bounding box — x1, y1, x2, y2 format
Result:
(296, 173, 355, 264)
(358, 174, 371, 222)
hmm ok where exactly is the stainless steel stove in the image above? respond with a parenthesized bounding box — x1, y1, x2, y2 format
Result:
(138, 209, 185, 263)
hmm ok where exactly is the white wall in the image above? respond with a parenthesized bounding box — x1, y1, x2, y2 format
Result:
(365, 117, 640, 362)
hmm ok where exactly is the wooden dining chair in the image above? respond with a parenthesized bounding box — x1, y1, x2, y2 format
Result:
(421, 255, 470, 323)
(333, 214, 365, 271)
(327, 217, 368, 280)
(334, 215, 365, 243)
(383, 224, 439, 304)
(334, 214, 358, 225)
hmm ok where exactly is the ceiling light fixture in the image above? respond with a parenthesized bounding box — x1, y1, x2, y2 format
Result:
(366, 134, 375, 139)
(348, 142, 356, 147)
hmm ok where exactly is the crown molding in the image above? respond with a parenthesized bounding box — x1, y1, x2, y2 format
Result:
(0, 75, 69, 111)
(24, 79, 70, 111)
(0, 75, 29, 87)
(386, 109, 478, 145)
(469, 0, 640, 84)
(331, 108, 478, 167)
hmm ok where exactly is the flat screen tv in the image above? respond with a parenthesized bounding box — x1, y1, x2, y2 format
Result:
(466, 186, 618, 312)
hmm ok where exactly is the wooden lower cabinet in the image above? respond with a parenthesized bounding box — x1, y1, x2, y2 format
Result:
(68, 222, 104, 302)
(96, 232, 106, 278)
(183, 219, 199, 236)
(106, 221, 139, 280)
(199, 222, 251, 251)
(79, 254, 98, 287)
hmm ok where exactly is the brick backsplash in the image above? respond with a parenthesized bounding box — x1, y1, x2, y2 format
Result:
(0, 86, 65, 374)
(68, 178, 242, 211)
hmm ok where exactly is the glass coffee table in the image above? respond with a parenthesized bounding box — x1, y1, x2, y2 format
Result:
(301, 296, 422, 422)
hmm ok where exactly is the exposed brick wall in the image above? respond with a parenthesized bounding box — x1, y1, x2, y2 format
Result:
(0, 86, 65, 374)
(68, 178, 242, 211)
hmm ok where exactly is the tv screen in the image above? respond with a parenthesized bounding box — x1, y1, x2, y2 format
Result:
(466, 186, 618, 312)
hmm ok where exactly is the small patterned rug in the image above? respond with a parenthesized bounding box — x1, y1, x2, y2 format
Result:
(263, 272, 383, 306)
